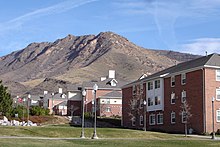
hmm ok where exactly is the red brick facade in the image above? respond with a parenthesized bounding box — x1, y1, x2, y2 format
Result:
(122, 67, 220, 134)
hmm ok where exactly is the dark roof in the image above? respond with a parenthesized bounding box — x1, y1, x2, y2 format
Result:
(44, 93, 67, 100)
(99, 91, 122, 98)
(67, 84, 81, 91)
(55, 101, 67, 106)
(123, 53, 220, 87)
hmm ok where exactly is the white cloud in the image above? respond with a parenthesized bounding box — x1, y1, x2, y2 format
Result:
(179, 38, 220, 55)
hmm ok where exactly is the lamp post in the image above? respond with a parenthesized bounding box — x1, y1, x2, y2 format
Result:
(27, 94, 31, 126)
(51, 93, 54, 115)
(212, 97, 216, 139)
(92, 84, 98, 139)
(23, 98, 26, 125)
(80, 89, 86, 138)
(143, 100, 147, 131)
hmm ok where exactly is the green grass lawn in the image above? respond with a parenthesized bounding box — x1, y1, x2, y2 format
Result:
(0, 126, 219, 147)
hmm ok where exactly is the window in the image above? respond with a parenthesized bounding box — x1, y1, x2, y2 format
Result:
(149, 114, 155, 125)
(132, 117, 136, 126)
(106, 99, 110, 104)
(155, 96, 161, 105)
(181, 90, 186, 103)
(217, 110, 220, 122)
(106, 107, 111, 112)
(148, 82, 153, 90)
(140, 115, 143, 125)
(171, 112, 176, 124)
(155, 80, 160, 89)
(181, 73, 186, 85)
(171, 76, 175, 87)
(216, 89, 220, 101)
(132, 85, 136, 95)
(182, 111, 187, 123)
(171, 93, 175, 104)
(148, 97, 153, 106)
(216, 70, 220, 81)
(157, 114, 163, 124)
(131, 99, 137, 109)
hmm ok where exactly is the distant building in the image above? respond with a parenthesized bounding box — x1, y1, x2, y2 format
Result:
(67, 70, 125, 117)
(122, 53, 220, 134)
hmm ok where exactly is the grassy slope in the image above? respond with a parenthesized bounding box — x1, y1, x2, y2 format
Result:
(0, 126, 219, 147)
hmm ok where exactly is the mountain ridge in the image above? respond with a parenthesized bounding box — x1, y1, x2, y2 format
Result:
(0, 31, 200, 97)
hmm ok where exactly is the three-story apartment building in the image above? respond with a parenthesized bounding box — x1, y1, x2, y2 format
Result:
(122, 53, 220, 134)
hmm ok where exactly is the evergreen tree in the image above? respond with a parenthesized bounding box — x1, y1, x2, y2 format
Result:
(0, 80, 13, 116)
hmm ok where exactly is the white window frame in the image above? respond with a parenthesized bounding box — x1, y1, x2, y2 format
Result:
(181, 73, 186, 85)
(139, 99, 143, 109)
(171, 76, 175, 87)
(216, 70, 220, 81)
(216, 89, 220, 101)
(148, 97, 153, 106)
(149, 114, 155, 125)
(155, 96, 161, 105)
(157, 113, 163, 125)
(171, 93, 175, 104)
(217, 110, 220, 122)
(106, 107, 111, 112)
(155, 80, 160, 89)
(181, 90, 186, 103)
(140, 115, 143, 125)
(182, 111, 187, 123)
(132, 117, 136, 126)
(171, 112, 176, 124)
(148, 81, 153, 90)
(140, 82, 144, 94)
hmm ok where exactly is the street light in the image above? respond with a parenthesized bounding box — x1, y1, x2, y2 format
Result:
(27, 94, 31, 126)
(23, 98, 26, 125)
(212, 97, 216, 139)
(92, 84, 98, 139)
(51, 93, 54, 115)
(80, 89, 86, 138)
(143, 100, 147, 131)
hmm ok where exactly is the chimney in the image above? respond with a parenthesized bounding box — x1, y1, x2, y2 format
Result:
(44, 91, 48, 95)
(59, 88, 63, 94)
(109, 70, 115, 79)
(101, 77, 107, 81)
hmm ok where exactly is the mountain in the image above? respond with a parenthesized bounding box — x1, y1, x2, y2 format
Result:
(0, 32, 200, 97)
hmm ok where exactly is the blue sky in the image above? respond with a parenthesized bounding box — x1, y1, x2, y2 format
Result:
(0, 0, 220, 57)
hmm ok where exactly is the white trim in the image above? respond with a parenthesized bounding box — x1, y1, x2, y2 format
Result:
(216, 69, 220, 81)
(171, 93, 175, 104)
(140, 115, 143, 125)
(157, 113, 163, 125)
(132, 117, 136, 126)
(171, 112, 176, 124)
(216, 89, 220, 101)
(217, 110, 220, 122)
(204, 65, 220, 69)
(171, 76, 175, 87)
(181, 90, 186, 103)
(182, 111, 187, 123)
(149, 114, 155, 125)
(181, 73, 186, 85)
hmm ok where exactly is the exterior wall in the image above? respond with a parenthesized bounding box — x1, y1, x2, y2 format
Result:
(162, 69, 204, 134)
(205, 68, 220, 133)
(48, 99, 67, 114)
(98, 103, 122, 117)
(122, 83, 146, 129)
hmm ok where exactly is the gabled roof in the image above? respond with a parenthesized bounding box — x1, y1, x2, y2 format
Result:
(122, 53, 220, 88)
(99, 91, 122, 99)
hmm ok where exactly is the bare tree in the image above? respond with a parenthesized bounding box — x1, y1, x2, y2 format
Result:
(180, 100, 192, 137)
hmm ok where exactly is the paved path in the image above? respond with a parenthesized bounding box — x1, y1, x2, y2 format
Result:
(0, 135, 219, 140)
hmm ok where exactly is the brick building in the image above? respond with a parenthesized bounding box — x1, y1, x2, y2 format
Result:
(67, 70, 124, 117)
(122, 53, 220, 134)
